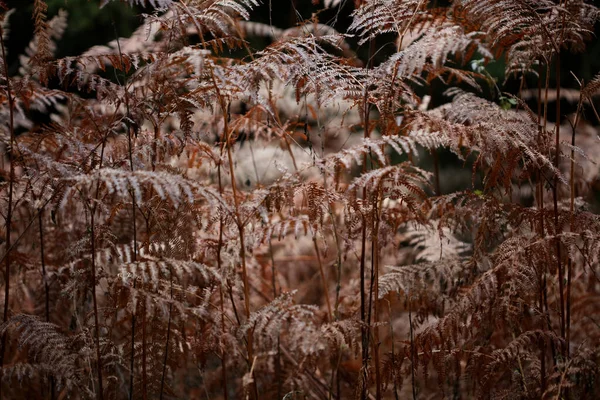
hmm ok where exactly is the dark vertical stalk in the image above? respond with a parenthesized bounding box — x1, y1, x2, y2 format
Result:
(0, 25, 15, 400)
(88, 74, 110, 400)
(313, 236, 332, 322)
(217, 165, 229, 400)
(127, 201, 138, 399)
(141, 300, 148, 399)
(90, 212, 104, 400)
(207, 61, 258, 397)
(359, 35, 376, 400)
(217, 284, 229, 400)
(432, 149, 441, 195)
(388, 301, 400, 400)
(159, 264, 173, 400)
(127, 252, 138, 394)
(369, 189, 381, 400)
(566, 100, 582, 359)
(113, 24, 142, 399)
(86, 135, 109, 400)
(38, 210, 50, 322)
(552, 54, 566, 354)
(38, 209, 55, 400)
(268, 241, 282, 400)
(218, 87, 258, 400)
(408, 296, 417, 400)
(359, 212, 368, 399)
(126, 172, 140, 399)
(536, 62, 547, 393)
(539, 276, 546, 393)
(541, 60, 558, 365)
(229, 143, 259, 400)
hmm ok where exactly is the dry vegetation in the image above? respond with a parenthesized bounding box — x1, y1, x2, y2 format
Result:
(0, 0, 599, 399)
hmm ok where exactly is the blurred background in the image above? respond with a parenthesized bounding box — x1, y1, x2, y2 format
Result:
(3, 0, 599, 84)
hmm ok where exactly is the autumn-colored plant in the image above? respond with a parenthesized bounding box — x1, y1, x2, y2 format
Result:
(0, 1, 599, 399)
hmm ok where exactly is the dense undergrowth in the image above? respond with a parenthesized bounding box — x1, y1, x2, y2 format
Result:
(0, 0, 599, 399)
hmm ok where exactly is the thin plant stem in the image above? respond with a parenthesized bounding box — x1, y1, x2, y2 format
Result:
(566, 98, 583, 358)
(552, 52, 566, 354)
(217, 162, 230, 400)
(0, 25, 15, 400)
(269, 241, 282, 400)
(408, 295, 417, 400)
(359, 35, 376, 400)
(112, 23, 143, 399)
(38, 208, 55, 400)
(159, 264, 174, 400)
(209, 67, 258, 399)
(90, 211, 104, 400)
(536, 61, 547, 393)
(370, 189, 382, 400)
(388, 301, 400, 400)
(313, 235, 332, 322)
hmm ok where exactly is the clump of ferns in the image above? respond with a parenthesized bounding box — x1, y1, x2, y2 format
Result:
(0, 0, 599, 399)
(0, 314, 92, 397)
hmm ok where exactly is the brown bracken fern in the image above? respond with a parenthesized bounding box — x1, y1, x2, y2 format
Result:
(0, 0, 599, 399)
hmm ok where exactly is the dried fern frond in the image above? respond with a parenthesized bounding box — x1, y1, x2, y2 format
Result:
(100, 0, 174, 9)
(542, 347, 600, 400)
(347, 163, 431, 221)
(63, 168, 224, 208)
(452, 0, 600, 73)
(15, 8, 67, 84)
(31, 0, 50, 65)
(407, 231, 550, 379)
(320, 319, 361, 354)
(321, 131, 447, 172)
(118, 257, 222, 290)
(165, 0, 261, 49)
(241, 291, 323, 355)
(484, 330, 563, 382)
(349, 0, 435, 46)
(75, 15, 165, 74)
(410, 91, 564, 188)
(378, 257, 468, 300)
(372, 24, 492, 80)
(0, 314, 86, 392)
(403, 221, 472, 262)
(233, 34, 364, 107)
(582, 72, 600, 99)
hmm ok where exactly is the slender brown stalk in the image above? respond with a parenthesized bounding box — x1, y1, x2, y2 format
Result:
(87, 71, 111, 400)
(38, 208, 55, 400)
(370, 189, 382, 400)
(566, 97, 582, 358)
(359, 35, 376, 400)
(359, 159, 369, 400)
(408, 295, 417, 400)
(38, 210, 50, 322)
(536, 61, 547, 393)
(432, 149, 441, 195)
(541, 59, 557, 365)
(113, 25, 143, 399)
(90, 211, 104, 400)
(209, 66, 258, 399)
(268, 241, 282, 400)
(216, 165, 230, 400)
(0, 25, 15, 400)
(388, 300, 400, 400)
(552, 53, 566, 353)
(313, 235, 332, 322)
(159, 264, 174, 400)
